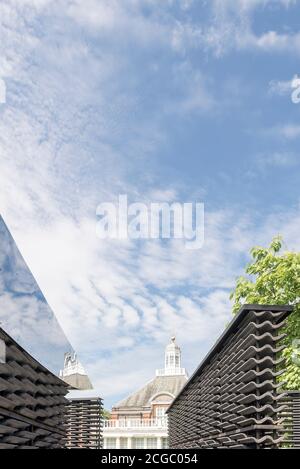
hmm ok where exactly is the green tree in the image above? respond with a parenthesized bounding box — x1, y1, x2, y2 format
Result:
(230, 236, 300, 390)
(102, 409, 111, 420)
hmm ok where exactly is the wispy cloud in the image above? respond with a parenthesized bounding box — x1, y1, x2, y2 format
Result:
(256, 151, 298, 170)
(263, 124, 300, 140)
(195, 0, 300, 56)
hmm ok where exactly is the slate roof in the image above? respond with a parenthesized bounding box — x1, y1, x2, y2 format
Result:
(114, 375, 188, 409)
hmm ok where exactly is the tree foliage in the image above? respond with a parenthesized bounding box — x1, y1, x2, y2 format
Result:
(102, 409, 111, 420)
(230, 236, 300, 390)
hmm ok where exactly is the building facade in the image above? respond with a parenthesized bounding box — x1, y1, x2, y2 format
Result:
(103, 337, 188, 449)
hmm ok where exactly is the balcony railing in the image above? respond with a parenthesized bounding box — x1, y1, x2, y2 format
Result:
(155, 368, 186, 376)
(103, 418, 168, 430)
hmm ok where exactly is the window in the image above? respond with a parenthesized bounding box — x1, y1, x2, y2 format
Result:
(156, 407, 166, 417)
(0, 339, 5, 364)
(120, 438, 128, 449)
(132, 438, 144, 449)
(147, 438, 157, 449)
(162, 438, 169, 449)
(106, 438, 116, 449)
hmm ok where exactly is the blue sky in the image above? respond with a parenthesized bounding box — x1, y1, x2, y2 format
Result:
(0, 0, 300, 408)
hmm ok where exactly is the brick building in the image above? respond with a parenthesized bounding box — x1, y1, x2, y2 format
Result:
(103, 337, 187, 449)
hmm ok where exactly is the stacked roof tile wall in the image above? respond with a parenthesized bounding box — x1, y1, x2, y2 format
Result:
(167, 305, 294, 449)
(283, 391, 300, 448)
(65, 398, 103, 449)
(0, 327, 68, 449)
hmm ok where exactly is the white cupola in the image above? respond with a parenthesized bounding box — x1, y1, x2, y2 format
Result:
(156, 337, 187, 377)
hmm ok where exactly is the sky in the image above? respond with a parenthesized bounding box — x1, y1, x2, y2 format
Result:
(0, 0, 300, 409)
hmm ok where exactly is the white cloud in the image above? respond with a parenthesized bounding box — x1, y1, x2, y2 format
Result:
(256, 152, 298, 169)
(67, 0, 118, 30)
(65, 0, 175, 49)
(41, 0, 300, 59)
(196, 0, 300, 56)
(264, 124, 300, 139)
(163, 62, 216, 114)
(251, 30, 300, 53)
(277, 124, 300, 139)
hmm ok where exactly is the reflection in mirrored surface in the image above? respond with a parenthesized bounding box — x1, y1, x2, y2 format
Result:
(0, 338, 5, 363)
(0, 215, 73, 375)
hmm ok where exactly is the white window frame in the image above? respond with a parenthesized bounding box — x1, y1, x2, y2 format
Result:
(162, 438, 169, 449)
(106, 438, 116, 449)
(146, 438, 157, 449)
(132, 438, 144, 449)
(120, 438, 128, 449)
